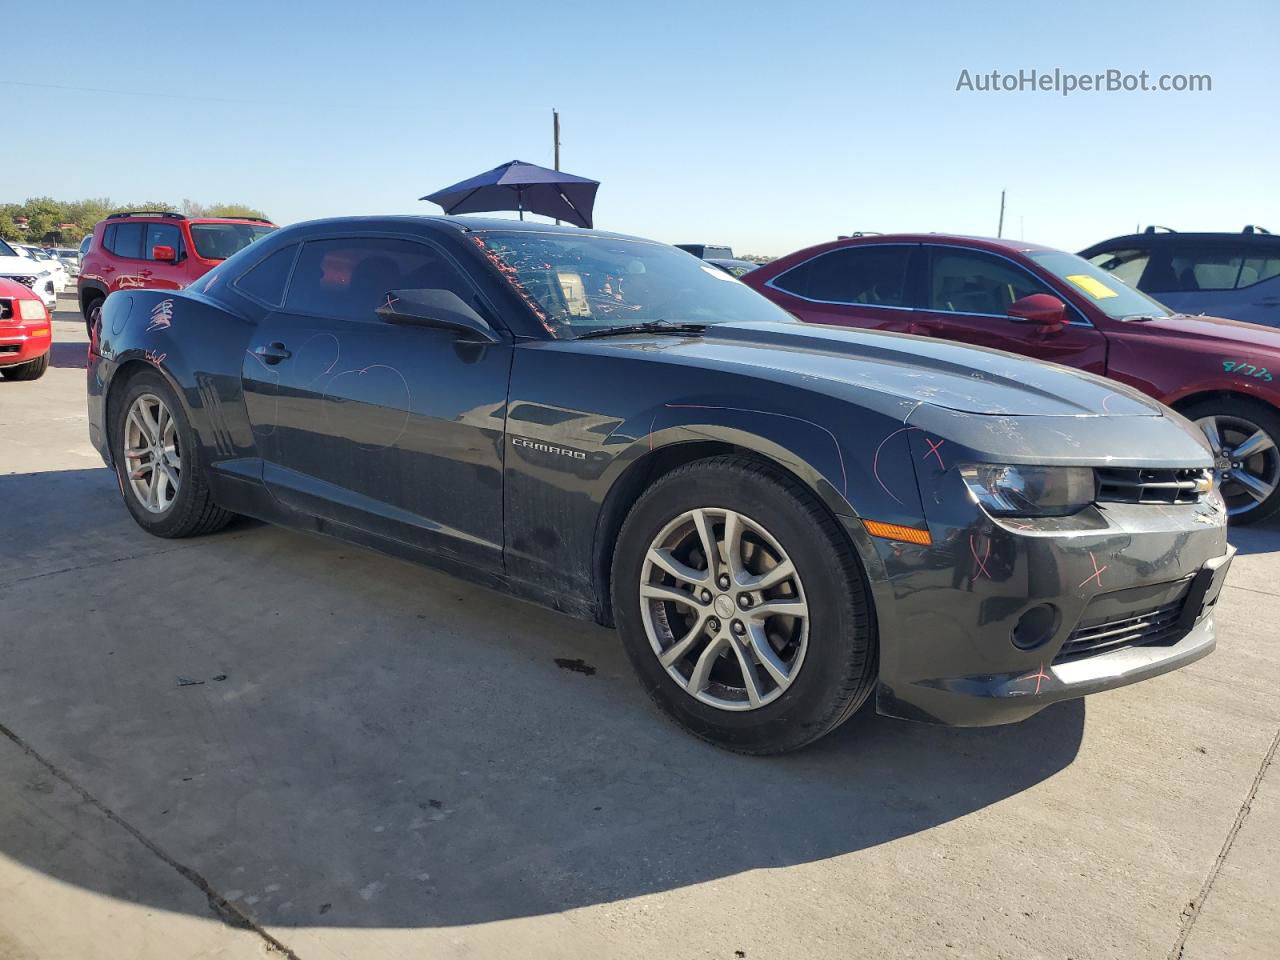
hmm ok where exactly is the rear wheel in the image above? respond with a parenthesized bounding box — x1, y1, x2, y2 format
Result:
(1184, 397, 1280, 525)
(0, 353, 49, 381)
(110, 370, 233, 538)
(612, 456, 877, 754)
(83, 294, 104, 338)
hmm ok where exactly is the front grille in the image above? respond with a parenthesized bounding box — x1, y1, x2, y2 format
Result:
(0, 298, 12, 321)
(0, 344, 19, 354)
(1096, 467, 1209, 505)
(0, 275, 38, 289)
(1055, 584, 1191, 663)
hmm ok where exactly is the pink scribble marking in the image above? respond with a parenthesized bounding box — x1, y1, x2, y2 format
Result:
(143, 349, 167, 366)
(922, 437, 945, 469)
(146, 299, 174, 333)
(382, 293, 400, 312)
(1025, 663, 1052, 695)
(1079, 551, 1108, 589)
(969, 534, 991, 579)
(872, 426, 919, 504)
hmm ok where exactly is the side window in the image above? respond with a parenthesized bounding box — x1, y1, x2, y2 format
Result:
(771, 246, 913, 306)
(144, 223, 182, 260)
(234, 244, 299, 306)
(110, 222, 145, 260)
(1088, 247, 1150, 287)
(1163, 243, 1245, 292)
(101, 224, 116, 254)
(928, 249, 1051, 315)
(284, 237, 473, 321)
(1238, 252, 1280, 289)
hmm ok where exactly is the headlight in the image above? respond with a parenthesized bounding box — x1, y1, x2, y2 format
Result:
(17, 299, 47, 321)
(959, 464, 1094, 517)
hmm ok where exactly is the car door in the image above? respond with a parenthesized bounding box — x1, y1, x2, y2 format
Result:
(914, 245, 1108, 373)
(240, 234, 511, 572)
(138, 221, 189, 290)
(762, 243, 921, 333)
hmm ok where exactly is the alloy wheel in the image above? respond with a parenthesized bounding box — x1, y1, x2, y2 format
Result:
(639, 507, 809, 711)
(124, 393, 182, 514)
(1196, 413, 1279, 517)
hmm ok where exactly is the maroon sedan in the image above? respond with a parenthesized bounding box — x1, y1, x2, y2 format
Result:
(744, 234, 1280, 524)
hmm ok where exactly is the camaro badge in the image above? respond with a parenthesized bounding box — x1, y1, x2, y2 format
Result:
(511, 436, 586, 460)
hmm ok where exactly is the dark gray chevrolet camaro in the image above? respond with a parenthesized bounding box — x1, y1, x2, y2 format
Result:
(86, 217, 1235, 753)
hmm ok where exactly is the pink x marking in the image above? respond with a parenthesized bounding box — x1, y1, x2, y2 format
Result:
(969, 534, 991, 579)
(923, 437, 945, 468)
(1026, 663, 1052, 694)
(383, 293, 400, 311)
(1079, 551, 1107, 589)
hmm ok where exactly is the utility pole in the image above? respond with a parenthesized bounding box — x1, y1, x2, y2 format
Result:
(997, 189, 1006, 238)
(553, 109, 561, 225)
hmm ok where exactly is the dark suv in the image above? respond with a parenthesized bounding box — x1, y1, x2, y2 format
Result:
(78, 211, 276, 334)
(1080, 226, 1280, 327)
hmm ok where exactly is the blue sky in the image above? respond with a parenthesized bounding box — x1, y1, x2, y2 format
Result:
(5, 0, 1276, 256)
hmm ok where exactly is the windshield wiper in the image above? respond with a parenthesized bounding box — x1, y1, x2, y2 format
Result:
(1119, 313, 1167, 322)
(574, 320, 710, 340)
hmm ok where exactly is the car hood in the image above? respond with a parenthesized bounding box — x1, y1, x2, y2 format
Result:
(1116, 312, 1280, 352)
(579, 320, 1164, 418)
(0, 256, 45, 275)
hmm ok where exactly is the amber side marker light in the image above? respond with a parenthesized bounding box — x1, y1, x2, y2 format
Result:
(863, 520, 932, 545)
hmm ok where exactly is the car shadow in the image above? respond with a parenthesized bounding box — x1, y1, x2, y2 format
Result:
(0, 466, 1086, 931)
(1228, 522, 1280, 555)
(47, 339, 88, 369)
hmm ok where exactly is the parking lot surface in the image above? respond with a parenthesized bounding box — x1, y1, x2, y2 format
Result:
(1, 298, 1278, 959)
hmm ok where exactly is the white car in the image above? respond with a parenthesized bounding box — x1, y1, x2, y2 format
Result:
(0, 239, 59, 309)
(11, 244, 69, 295)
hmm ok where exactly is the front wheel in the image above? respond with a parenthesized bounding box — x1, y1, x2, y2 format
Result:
(1184, 397, 1280, 525)
(0, 353, 49, 381)
(612, 456, 877, 754)
(110, 370, 234, 538)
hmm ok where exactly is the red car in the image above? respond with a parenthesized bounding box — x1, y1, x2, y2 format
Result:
(0, 277, 52, 381)
(744, 234, 1280, 524)
(78, 211, 276, 333)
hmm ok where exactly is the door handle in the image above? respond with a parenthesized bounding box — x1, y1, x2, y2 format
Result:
(253, 341, 292, 364)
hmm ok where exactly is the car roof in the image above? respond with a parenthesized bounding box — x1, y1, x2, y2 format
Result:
(766, 233, 1063, 269)
(1085, 231, 1280, 247)
(280, 215, 657, 244)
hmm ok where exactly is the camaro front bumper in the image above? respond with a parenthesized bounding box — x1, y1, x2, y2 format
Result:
(845, 426, 1233, 727)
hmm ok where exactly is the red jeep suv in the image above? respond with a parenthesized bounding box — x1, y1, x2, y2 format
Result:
(78, 211, 276, 333)
(745, 234, 1280, 524)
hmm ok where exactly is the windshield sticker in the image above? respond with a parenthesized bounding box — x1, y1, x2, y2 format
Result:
(1064, 274, 1119, 300)
(1222, 360, 1273, 381)
(701, 264, 741, 282)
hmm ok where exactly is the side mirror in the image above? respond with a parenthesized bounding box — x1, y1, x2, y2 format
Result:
(375, 288, 499, 342)
(151, 244, 177, 263)
(1007, 293, 1066, 331)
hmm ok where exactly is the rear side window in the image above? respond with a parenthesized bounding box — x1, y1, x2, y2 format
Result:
(284, 237, 473, 321)
(234, 245, 299, 306)
(1088, 247, 1150, 287)
(771, 245, 913, 307)
(928, 249, 1051, 314)
(144, 223, 182, 260)
(1240, 254, 1280, 288)
(107, 222, 145, 259)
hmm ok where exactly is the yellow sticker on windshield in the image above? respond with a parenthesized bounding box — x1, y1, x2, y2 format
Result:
(1065, 274, 1119, 300)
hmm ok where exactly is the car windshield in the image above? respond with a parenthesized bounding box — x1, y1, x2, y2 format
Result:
(1031, 250, 1174, 319)
(473, 231, 792, 338)
(189, 223, 276, 261)
(0, 240, 17, 257)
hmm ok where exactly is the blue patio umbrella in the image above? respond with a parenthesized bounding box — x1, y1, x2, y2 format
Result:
(421, 160, 599, 228)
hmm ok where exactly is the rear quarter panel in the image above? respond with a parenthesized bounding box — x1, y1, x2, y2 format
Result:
(91, 289, 258, 469)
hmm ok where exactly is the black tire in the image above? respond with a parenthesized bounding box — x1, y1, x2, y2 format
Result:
(1180, 396, 1280, 526)
(0, 352, 49, 381)
(611, 456, 877, 754)
(83, 294, 104, 339)
(110, 369, 234, 538)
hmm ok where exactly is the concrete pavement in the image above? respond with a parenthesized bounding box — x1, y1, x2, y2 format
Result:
(0, 298, 1277, 959)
